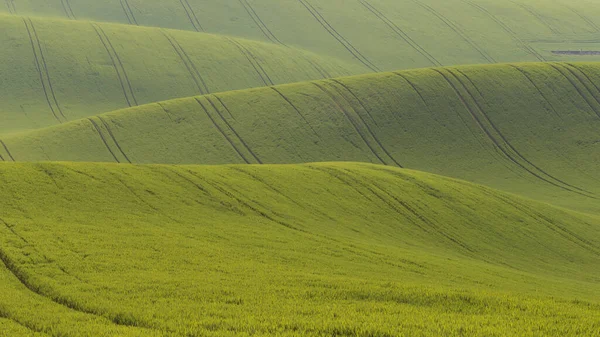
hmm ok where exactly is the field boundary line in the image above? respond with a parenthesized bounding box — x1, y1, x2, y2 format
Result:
(297, 0, 379, 71)
(90, 23, 134, 107)
(270, 87, 320, 138)
(312, 81, 388, 165)
(87, 118, 120, 163)
(412, 0, 495, 63)
(179, 0, 203, 32)
(549, 63, 600, 119)
(513, 2, 559, 34)
(359, 0, 441, 66)
(226, 38, 273, 86)
(205, 96, 262, 163)
(463, 0, 545, 61)
(446, 68, 597, 197)
(0, 139, 15, 161)
(97, 116, 131, 163)
(509, 65, 561, 119)
(194, 97, 251, 164)
(161, 30, 209, 95)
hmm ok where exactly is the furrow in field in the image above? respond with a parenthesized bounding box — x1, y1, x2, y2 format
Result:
(93, 24, 138, 106)
(513, 2, 559, 34)
(444, 68, 596, 197)
(297, 0, 379, 72)
(0, 309, 50, 335)
(312, 81, 388, 165)
(60, 0, 76, 20)
(161, 30, 209, 95)
(509, 65, 561, 119)
(179, 0, 203, 32)
(122, 0, 138, 25)
(549, 63, 600, 119)
(301, 55, 332, 78)
(270, 87, 320, 138)
(564, 63, 600, 112)
(567, 6, 600, 32)
(210, 94, 235, 119)
(463, 0, 545, 61)
(226, 38, 273, 86)
(205, 96, 262, 164)
(330, 79, 378, 126)
(412, 0, 495, 63)
(97, 116, 131, 163)
(239, 0, 282, 45)
(194, 97, 250, 164)
(329, 80, 403, 167)
(90, 23, 134, 107)
(22, 18, 65, 124)
(0, 139, 15, 161)
(4, 0, 14, 14)
(358, 0, 442, 67)
(87, 118, 120, 163)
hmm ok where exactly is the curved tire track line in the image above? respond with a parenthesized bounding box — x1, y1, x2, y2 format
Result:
(463, 0, 545, 62)
(226, 38, 272, 86)
(22, 18, 65, 124)
(312, 81, 388, 166)
(0, 139, 15, 161)
(567, 6, 599, 32)
(179, 0, 203, 32)
(549, 63, 600, 119)
(0, 312, 49, 335)
(297, 0, 379, 72)
(441, 68, 596, 198)
(88, 118, 120, 163)
(359, 0, 441, 67)
(211, 94, 235, 120)
(509, 65, 561, 120)
(161, 30, 209, 95)
(121, 0, 138, 25)
(330, 79, 378, 126)
(61, 0, 76, 20)
(97, 116, 131, 163)
(118, 0, 133, 24)
(238, 0, 280, 44)
(563, 63, 600, 118)
(194, 97, 250, 164)
(412, 0, 495, 63)
(4, 0, 15, 14)
(270, 87, 320, 138)
(205, 96, 262, 164)
(513, 2, 559, 35)
(91, 23, 134, 107)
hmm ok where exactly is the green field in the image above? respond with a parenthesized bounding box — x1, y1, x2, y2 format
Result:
(1, 0, 600, 336)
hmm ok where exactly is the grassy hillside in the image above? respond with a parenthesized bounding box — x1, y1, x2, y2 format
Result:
(3, 0, 600, 70)
(5, 61, 599, 213)
(0, 161, 598, 336)
(0, 13, 361, 134)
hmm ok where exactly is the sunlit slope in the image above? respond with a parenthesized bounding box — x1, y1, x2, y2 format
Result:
(0, 161, 599, 336)
(0, 14, 360, 134)
(3, 0, 600, 70)
(6, 62, 599, 213)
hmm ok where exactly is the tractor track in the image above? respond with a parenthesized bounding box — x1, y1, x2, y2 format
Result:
(359, 0, 441, 67)
(270, 87, 320, 138)
(179, 0, 203, 32)
(331, 79, 378, 126)
(509, 65, 561, 119)
(161, 30, 209, 95)
(313, 81, 391, 166)
(23, 18, 65, 124)
(194, 98, 251, 164)
(205, 96, 262, 163)
(463, 0, 545, 62)
(568, 6, 599, 32)
(91, 23, 137, 107)
(226, 38, 273, 86)
(513, 2, 559, 35)
(5, 0, 15, 14)
(120, 0, 138, 25)
(0, 139, 15, 161)
(88, 118, 120, 163)
(61, 0, 76, 20)
(239, 0, 282, 45)
(297, 0, 379, 72)
(211, 94, 235, 119)
(412, 0, 495, 63)
(549, 63, 600, 119)
(564, 63, 600, 115)
(97, 116, 131, 163)
(439, 67, 597, 198)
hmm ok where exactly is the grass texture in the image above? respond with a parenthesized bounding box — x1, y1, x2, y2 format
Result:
(0, 161, 598, 336)
(4, 61, 599, 213)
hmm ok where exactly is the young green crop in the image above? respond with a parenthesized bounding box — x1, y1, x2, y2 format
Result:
(0, 161, 598, 336)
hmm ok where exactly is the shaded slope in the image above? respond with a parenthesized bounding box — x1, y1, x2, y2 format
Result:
(3, 0, 600, 70)
(0, 13, 361, 134)
(0, 161, 599, 336)
(6, 62, 600, 213)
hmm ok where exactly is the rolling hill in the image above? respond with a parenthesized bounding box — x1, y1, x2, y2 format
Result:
(0, 161, 598, 336)
(0, 13, 361, 134)
(3, 61, 598, 213)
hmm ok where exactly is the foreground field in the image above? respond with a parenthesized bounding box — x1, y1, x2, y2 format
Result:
(0, 161, 599, 336)
(5, 61, 599, 214)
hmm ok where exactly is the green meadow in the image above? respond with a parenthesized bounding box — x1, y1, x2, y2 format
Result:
(1, 0, 599, 336)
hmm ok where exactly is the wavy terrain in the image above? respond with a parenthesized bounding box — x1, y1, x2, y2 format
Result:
(0, 161, 598, 336)
(4, 62, 599, 213)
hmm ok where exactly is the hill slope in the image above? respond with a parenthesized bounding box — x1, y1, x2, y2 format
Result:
(3, 0, 600, 70)
(4, 62, 599, 213)
(0, 161, 599, 336)
(0, 14, 361, 134)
